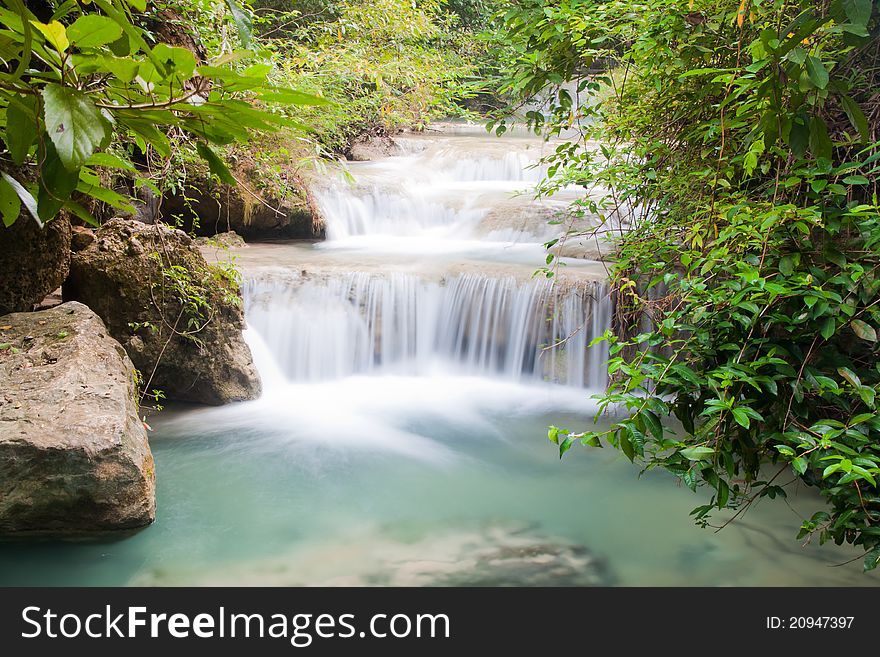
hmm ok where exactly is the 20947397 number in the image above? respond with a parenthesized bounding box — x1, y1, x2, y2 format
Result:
(766, 616, 855, 629)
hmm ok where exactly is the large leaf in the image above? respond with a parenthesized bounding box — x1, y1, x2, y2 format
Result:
(258, 88, 332, 106)
(152, 43, 197, 82)
(196, 142, 237, 186)
(5, 95, 37, 165)
(805, 56, 829, 89)
(808, 116, 833, 160)
(851, 319, 877, 342)
(224, 0, 252, 48)
(41, 84, 111, 171)
(0, 176, 22, 227)
(788, 115, 809, 158)
(1, 173, 41, 228)
(67, 15, 122, 48)
(840, 95, 869, 143)
(102, 54, 139, 83)
(842, 0, 874, 26)
(681, 446, 715, 461)
(37, 142, 80, 222)
(31, 20, 68, 53)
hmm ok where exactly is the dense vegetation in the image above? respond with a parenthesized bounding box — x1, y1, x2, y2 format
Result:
(0, 0, 329, 227)
(494, 0, 880, 570)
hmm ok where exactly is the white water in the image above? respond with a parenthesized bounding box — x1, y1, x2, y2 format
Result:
(245, 273, 609, 388)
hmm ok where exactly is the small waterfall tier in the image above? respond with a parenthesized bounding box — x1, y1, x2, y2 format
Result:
(244, 272, 610, 389)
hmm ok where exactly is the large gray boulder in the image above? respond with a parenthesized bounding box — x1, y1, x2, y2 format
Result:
(0, 302, 155, 535)
(64, 219, 261, 405)
(0, 213, 71, 315)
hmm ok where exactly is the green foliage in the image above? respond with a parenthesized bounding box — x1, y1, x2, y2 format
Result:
(254, 0, 486, 151)
(0, 0, 325, 227)
(494, 0, 880, 569)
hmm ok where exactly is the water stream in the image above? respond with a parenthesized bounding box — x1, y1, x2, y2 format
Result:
(0, 123, 875, 586)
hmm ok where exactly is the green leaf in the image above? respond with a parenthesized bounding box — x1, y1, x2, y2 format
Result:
(152, 43, 197, 81)
(842, 0, 873, 27)
(778, 254, 794, 276)
(196, 142, 237, 186)
(86, 152, 136, 172)
(67, 15, 122, 48)
(257, 88, 332, 106)
(792, 457, 808, 475)
(805, 56, 829, 89)
(102, 55, 139, 83)
(0, 173, 40, 228)
(840, 95, 869, 143)
(809, 116, 833, 161)
(37, 142, 79, 222)
(851, 319, 877, 342)
(843, 175, 869, 185)
(865, 546, 880, 572)
(63, 199, 99, 228)
(120, 118, 171, 158)
(0, 176, 22, 227)
(820, 317, 835, 340)
(838, 367, 862, 388)
(42, 84, 110, 171)
(681, 446, 715, 461)
(224, 0, 252, 47)
(619, 430, 635, 461)
(789, 116, 809, 158)
(5, 95, 37, 165)
(31, 19, 68, 53)
(559, 435, 575, 458)
(731, 407, 751, 429)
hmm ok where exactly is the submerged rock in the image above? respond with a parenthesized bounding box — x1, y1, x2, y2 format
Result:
(131, 524, 614, 586)
(64, 219, 261, 405)
(0, 212, 71, 315)
(0, 302, 155, 535)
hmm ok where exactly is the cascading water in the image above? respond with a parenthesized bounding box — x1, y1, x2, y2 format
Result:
(245, 131, 613, 391)
(244, 273, 610, 388)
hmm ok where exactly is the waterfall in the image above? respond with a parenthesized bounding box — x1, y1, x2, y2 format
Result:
(314, 187, 484, 240)
(244, 273, 610, 389)
(242, 126, 612, 392)
(313, 145, 553, 241)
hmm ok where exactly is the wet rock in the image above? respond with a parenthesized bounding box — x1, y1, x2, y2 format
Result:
(0, 213, 71, 315)
(0, 302, 155, 535)
(64, 219, 261, 405)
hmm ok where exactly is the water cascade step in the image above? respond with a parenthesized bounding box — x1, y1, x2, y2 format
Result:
(244, 273, 610, 388)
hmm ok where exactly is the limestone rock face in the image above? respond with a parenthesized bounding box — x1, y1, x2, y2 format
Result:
(160, 176, 323, 240)
(0, 213, 71, 315)
(0, 302, 155, 535)
(64, 219, 261, 405)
